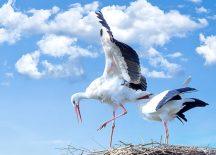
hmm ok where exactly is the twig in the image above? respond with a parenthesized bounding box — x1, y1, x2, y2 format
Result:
(90, 137, 107, 150)
(119, 140, 133, 146)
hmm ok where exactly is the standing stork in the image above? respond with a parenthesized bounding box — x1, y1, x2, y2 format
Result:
(140, 78, 208, 144)
(71, 11, 152, 147)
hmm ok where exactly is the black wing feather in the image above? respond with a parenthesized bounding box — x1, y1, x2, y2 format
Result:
(96, 11, 146, 85)
(113, 39, 142, 84)
(95, 11, 113, 40)
(156, 87, 197, 111)
(128, 75, 147, 91)
(176, 98, 208, 122)
(177, 98, 208, 114)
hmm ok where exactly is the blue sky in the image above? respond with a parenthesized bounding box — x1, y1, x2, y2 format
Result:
(0, 0, 215, 154)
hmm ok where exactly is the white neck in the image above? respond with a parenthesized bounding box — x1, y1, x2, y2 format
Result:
(74, 92, 90, 101)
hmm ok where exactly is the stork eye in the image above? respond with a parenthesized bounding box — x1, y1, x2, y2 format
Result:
(100, 29, 103, 36)
(73, 101, 75, 104)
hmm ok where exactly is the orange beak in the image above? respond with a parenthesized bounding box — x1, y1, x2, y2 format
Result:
(137, 93, 154, 100)
(74, 103, 82, 123)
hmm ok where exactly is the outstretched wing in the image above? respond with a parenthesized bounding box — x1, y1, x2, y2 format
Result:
(156, 87, 197, 111)
(95, 11, 113, 41)
(96, 11, 143, 84)
(112, 39, 141, 84)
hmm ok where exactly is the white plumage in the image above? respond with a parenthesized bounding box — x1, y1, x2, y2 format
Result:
(71, 11, 151, 147)
(141, 90, 194, 122)
(140, 78, 208, 144)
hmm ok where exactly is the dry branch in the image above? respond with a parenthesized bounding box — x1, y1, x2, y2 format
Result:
(58, 142, 216, 155)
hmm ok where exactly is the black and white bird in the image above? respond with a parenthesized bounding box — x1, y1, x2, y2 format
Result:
(71, 11, 151, 147)
(140, 77, 208, 144)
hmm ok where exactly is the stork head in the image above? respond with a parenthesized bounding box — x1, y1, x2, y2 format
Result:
(71, 93, 82, 123)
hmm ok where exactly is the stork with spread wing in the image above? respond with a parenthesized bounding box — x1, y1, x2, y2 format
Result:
(71, 11, 152, 147)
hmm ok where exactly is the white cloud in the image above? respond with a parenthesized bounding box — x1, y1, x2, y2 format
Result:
(146, 48, 182, 72)
(0, 28, 20, 44)
(142, 67, 170, 78)
(38, 35, 74, 57)
(0, 0, 207, 47)
(0, 0, 98, 44)
(0, 0, 207, 79)
(197, 18, 208, 26)
(15, 50, 86, 79)
(0, 1, 58, 44)
(42, 60, 84, 78)
(15, 51, 43, 79)
(188, 0, 202, 4)
(15, 34, 96, 79)
(196, 33, 216, 65)
(166, 51, 187, 62)
(38, 34, 97, 58)
(196, 7, 208, 14)
(141, 48, 183, 78)
(101, 0, 207, 47)
(167, 52, 183, 58)
(1, 0, 99, 79)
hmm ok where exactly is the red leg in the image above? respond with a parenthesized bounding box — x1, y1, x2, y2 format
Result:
(163, 121, 169, 144)
(97, 104, 127, 131)
(109, 110, 116, 147)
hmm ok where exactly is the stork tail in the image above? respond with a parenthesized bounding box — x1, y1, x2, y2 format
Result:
(176, 98, 208, 123)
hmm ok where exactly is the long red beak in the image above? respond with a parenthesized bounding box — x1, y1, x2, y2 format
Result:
(137, 93, 153, 100)
(74, 104, 82, 123)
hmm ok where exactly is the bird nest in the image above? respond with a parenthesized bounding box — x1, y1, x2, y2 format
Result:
(58, 141, 216, 155)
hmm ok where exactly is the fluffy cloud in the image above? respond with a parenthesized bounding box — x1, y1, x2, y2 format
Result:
(15, 51, 43, 79)
(15, 35, 96, 79)
(0, 1, 59, 44)
(141, 48, 183, 78)
(167, 52, 183, 58)
(37, 34, 97, 58)
(196, 7, 208, 14)
(0, 28, 20, 44)
(47, 3, 98, 38)
(37, 35, 76, 57)
(42, 60, 84, 78)
(0, 0, 207, 47)
(196, 34, 216, 65)
(101, 0, 207, 47)
(142, 67, 170, 78)
(0, 0, 99, 44)
(167, 52, 188, 62)
(0, 0, 208, 79)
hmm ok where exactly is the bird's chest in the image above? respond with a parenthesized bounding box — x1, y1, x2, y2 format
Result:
(87, 77, 124, 104)
(101, 78, 124, 103)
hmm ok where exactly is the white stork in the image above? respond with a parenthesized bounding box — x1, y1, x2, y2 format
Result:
(140, 78, 208, 144)
(71, 11, 151, 147)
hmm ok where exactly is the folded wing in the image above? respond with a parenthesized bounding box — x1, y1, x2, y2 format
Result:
(156, 87, 197, 111)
